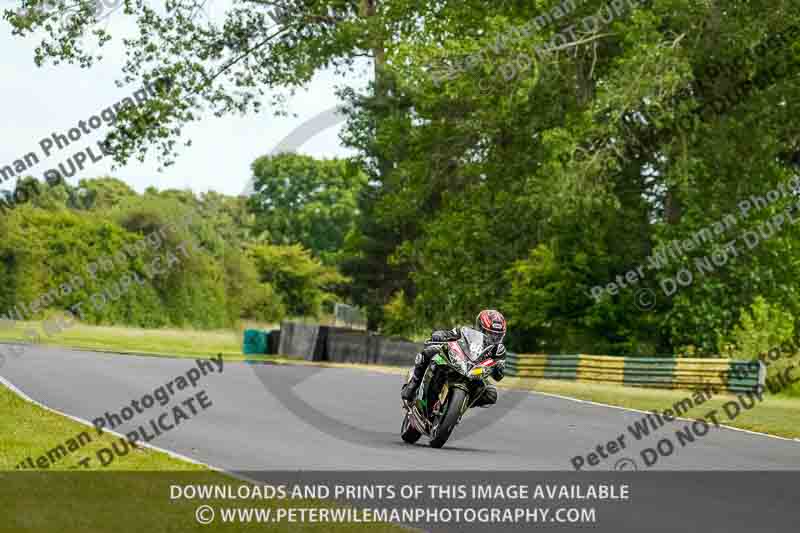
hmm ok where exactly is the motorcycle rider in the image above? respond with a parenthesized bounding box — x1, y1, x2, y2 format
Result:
(401, 309, 507, 407)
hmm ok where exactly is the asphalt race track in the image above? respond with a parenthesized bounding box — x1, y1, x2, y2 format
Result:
(1, 345, 799, 471)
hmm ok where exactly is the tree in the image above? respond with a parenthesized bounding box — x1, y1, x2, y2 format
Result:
(8, 0, 800, 354)
(73, 177, 138, 210)
(4, 0, 414, 327)
(248, 153, 366, 262)
(247, 243, 347, 317)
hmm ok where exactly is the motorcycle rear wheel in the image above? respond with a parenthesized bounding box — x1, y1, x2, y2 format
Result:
(429, 388, 467, 449)
(400, 412, 422, 444)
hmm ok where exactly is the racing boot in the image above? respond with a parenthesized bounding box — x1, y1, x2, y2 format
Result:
(401, 357, 427, 401)
(401, 377, 420, 402)
(471, 384, 498, 408)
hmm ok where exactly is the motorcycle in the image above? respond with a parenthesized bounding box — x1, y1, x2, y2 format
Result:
(400, 327, 499, 448)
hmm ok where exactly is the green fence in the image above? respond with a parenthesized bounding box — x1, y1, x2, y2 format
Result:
(505, 353, 763, 393)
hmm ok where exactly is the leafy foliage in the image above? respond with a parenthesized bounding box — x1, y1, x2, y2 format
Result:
(724, 297, 795, 360)
(5, 0, 800, 358)
(0, 178, 348, 329)
(247, 243, 348, 318)
(249, 153, 367, 263)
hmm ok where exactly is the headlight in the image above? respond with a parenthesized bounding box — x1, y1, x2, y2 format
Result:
(469, 367, 485, 377)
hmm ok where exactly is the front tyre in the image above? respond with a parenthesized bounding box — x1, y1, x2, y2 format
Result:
(400, 412, 422, 444)
(429, 387, 467, 449)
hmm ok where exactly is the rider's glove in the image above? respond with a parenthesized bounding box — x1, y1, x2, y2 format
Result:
(491, 360, 505, 381)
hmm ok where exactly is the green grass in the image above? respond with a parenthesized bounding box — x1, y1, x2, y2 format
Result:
(0, 383, 405, 533)
(0, 320, 385, 368)
(0, 379, 208, 472)
(0, 321, 243, 359)
(500, 377, 800, 439)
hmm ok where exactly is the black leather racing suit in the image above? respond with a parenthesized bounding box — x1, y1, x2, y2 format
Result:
(403, 327, 506, 406)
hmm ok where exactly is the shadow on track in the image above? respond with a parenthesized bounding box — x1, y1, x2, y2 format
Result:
(250, 363, 529, 451)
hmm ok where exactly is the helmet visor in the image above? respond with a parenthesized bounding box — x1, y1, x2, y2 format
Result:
(484, 330, 505, 345)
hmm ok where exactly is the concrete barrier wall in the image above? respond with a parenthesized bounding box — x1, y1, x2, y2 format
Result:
(505, 353, 764, 393)
(369, 336, 424, 366)
(273, 322, 423, 366)
(326, 328, 370, 364)
(325, 330, 423, 366)
(278, 321, 324, 361)
(268, 330, 281, 355)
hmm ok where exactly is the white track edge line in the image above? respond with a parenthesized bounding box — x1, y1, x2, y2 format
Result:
(519, 388, 800, 443)
(0, 375, 420, 531)
(0, 374, 232, 472)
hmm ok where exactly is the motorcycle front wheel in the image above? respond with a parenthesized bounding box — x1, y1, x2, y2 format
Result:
(429, 387, 467, 449)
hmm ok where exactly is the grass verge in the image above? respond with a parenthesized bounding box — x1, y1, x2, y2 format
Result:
(500, 377, 800, 439)
(0, 321, 242, 359)
(0, 383, 404, 532)
(0, 380, 207, 472)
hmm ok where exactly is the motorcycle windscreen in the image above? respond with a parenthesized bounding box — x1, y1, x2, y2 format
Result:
(447, 341, 471, 374)
(458, 327, 489, 361)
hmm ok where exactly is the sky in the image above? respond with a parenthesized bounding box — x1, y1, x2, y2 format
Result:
(0, 2, 368, 196)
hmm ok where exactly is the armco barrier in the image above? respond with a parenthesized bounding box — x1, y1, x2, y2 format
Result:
(505, 353, 764, 393)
